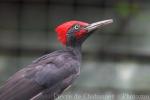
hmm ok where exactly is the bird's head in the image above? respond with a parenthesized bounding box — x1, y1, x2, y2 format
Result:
(55, 19, 113, 47)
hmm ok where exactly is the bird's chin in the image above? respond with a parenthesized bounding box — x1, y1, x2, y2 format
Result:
(77, 30, 96, 45)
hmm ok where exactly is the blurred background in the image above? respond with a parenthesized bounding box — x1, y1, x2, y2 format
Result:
(0, 0, 150, 100)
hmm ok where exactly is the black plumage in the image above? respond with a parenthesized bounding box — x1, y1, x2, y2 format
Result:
(0, 19, 113, 100)
(0, 48, 81, 100)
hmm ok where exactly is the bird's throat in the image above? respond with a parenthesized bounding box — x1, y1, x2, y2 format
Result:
(66, 43, 82, 52)
(65, 45, 82, 62)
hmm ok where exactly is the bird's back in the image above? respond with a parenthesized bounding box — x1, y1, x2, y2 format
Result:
(0, 48, 81, 100)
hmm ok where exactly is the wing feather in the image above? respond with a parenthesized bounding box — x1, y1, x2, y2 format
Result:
(0, 48, 80, 100)
(0, 75, 44, 100)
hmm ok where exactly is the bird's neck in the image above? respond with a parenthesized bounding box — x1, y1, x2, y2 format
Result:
(66, 44, 82, 61)
(66, 43, 81, 51)
(66, 37, 82, 49)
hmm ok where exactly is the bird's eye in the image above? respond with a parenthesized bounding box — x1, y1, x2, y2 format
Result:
(74, 25, 80, 30)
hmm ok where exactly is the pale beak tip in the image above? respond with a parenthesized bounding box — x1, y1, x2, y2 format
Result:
(104, 19, 113, 24)
(109, 19, 113, 23)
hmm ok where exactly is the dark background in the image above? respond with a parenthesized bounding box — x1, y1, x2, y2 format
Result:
(0, 0, 150, 100)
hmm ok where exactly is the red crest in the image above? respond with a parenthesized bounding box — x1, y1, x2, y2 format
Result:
(55, 21, 88, 45)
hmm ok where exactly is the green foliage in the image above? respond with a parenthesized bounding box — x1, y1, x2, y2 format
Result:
(115, 1, 139, 17)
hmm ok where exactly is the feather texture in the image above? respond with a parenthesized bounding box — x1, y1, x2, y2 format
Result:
(0, 47, 81, 100)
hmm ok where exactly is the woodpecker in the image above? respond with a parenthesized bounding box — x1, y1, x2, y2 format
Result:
(0, 19, 113, 100)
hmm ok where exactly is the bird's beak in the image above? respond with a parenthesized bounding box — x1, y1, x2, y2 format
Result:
(84, 19, 113, 32)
